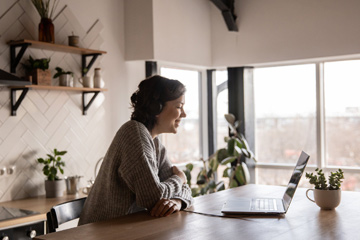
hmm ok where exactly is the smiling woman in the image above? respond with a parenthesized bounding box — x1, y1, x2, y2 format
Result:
(78, 75, 194, 225)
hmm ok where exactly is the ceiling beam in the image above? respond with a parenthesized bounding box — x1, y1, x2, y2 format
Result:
(210, 0, 238, 32)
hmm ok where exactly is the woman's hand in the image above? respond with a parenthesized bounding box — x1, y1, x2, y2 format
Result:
(150, 198, 182, 217)
(172, 165, 186, 184)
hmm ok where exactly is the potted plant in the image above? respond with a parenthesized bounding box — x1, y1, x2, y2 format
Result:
(22, 55, 51, 85)
(53, 67, 74, 87)
(37, 148, 67, 198)
(305, 168, 344, 210)
(31, 0, 59, 43)
(184, 113, 256, 197)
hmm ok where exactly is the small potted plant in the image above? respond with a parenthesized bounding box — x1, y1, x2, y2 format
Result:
(22, 55, 51, 85)
(305, 168, 344, 210)
(37, 148, 67, 198)
(53, 67, 74, 87)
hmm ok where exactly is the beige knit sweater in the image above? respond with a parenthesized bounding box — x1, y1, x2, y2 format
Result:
(78, 120, 194, 225)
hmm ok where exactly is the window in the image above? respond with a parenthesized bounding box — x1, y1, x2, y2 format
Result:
(159, 67, 201, 164)
(253, 64, 317, 164)
(253, 60, 360, 191)
(215, 70, 228, 150)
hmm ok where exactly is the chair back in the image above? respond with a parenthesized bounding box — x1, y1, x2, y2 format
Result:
(47, 197, 87, 233)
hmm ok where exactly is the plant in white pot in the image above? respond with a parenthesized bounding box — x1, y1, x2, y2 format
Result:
(37, 148, 67, 198)
(53, 67, 73, 87)
(305, 168, 344, 210)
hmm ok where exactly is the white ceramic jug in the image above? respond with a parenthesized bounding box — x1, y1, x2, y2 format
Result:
(93, 68, 104, 88)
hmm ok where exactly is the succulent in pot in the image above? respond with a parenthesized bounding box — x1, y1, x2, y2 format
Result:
(37, 148, 67, 198)
(305, 168, 344, 210)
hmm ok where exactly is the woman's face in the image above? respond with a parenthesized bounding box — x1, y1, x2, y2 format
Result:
(151, 95, 186, 138)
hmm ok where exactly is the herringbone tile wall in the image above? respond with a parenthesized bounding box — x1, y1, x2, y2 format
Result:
(0, 0, 111, 202)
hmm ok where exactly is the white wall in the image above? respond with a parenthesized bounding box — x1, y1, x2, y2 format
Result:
(211, 0, 360, 67)
(125, 0, 212, 67)
(0, 0, 134, 202)
(153, 0, 212, 66)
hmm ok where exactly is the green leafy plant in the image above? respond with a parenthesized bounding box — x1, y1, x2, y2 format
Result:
(305, 168, 344, 190)
(53, 67, 73, 78)
(37, 148, 67, 181)
(31, 0, 59, 19)
(22, 55, 51, 72)
(184, 113, 256, 197)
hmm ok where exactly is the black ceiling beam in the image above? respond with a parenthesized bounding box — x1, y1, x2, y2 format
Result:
(210, 0, 238, 32)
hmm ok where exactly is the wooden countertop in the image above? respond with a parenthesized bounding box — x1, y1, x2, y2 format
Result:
(33, 185, 360, 240)
(0, 193, 85, 229)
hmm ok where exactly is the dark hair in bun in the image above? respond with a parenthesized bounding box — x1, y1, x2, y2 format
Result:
(130, 75, 186, 130)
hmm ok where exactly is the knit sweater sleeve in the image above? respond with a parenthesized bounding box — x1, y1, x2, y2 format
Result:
(156, 138, 194, 209)
(118, 121, 184, 210)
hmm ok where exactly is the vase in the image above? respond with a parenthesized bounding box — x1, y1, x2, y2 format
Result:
(39, 18, 54, 43)
(93, 68, 105, 88)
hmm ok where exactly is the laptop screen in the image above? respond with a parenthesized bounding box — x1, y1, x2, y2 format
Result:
(282, 151, 310, 211)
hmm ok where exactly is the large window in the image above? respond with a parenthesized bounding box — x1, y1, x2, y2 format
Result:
(159, 67, 201, 164)
(253, 64, 317, 164)
(253, 60, 360, 191)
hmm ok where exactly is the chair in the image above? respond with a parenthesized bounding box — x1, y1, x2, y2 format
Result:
(46, 197, 87, 233)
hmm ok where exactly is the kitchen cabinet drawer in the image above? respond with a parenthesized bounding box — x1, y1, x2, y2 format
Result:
(0, 221, 44, 240)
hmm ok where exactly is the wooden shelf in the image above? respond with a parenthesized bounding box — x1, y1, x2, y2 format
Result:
(9, 85, 107, 116)
(7, 39, 107, 116)
(8, 39, 107, 55)
(8, 39, 106, 75)
(9, 85, 108, 92)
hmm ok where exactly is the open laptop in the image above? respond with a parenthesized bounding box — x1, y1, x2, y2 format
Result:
(221, 151, 310, 215)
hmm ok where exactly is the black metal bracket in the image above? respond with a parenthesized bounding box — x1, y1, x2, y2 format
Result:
(10, 88, 29, 116)
(82, 54, 101, 76)
(210, 0, 238, 31)
(10, 43, 31, 73)
(82, 91, 100, 115)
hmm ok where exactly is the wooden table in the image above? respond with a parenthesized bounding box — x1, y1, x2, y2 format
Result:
(33, 184, 360, 240)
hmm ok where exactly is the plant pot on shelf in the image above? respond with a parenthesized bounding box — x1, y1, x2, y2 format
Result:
(30, 69, 51, 85)
(39, 18, 54, 43)
(59, 74, 73, 87)
(45, 179, 65, 198)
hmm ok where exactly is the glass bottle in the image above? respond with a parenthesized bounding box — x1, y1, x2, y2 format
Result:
(93, 68, 104, 88)
(39, 18, 54, 43)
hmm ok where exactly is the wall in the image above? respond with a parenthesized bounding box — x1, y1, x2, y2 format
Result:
(0, 0, 134, 202)
(125, 0, 212, 67)
(211, 0, 360, 67)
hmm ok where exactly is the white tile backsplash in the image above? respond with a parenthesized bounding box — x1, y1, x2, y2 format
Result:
(0, 1, 110, 202)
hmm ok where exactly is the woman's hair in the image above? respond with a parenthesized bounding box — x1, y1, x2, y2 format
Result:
(130, 75, 186, 130)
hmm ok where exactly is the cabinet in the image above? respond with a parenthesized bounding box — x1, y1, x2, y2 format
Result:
(7, 39, 107, 116)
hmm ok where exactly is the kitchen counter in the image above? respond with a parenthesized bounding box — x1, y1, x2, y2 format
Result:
(0, 193, 86, 229)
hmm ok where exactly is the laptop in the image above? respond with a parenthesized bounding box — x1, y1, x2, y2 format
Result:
(221, 151, 310, 215)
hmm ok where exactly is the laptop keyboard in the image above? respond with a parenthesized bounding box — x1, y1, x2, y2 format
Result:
(251, 198, 278, 211)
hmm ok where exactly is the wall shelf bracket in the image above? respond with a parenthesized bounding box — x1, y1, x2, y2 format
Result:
(82, 91, 100, 115)
(82, 54, 101, 76)
(11, 88, 29, 116)
(10, 43, 31, 73)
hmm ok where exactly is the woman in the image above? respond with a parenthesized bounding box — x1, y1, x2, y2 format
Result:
(78, 75, 194, 225)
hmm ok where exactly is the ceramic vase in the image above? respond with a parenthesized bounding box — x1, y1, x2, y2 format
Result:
(93, 68, 104, 88)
